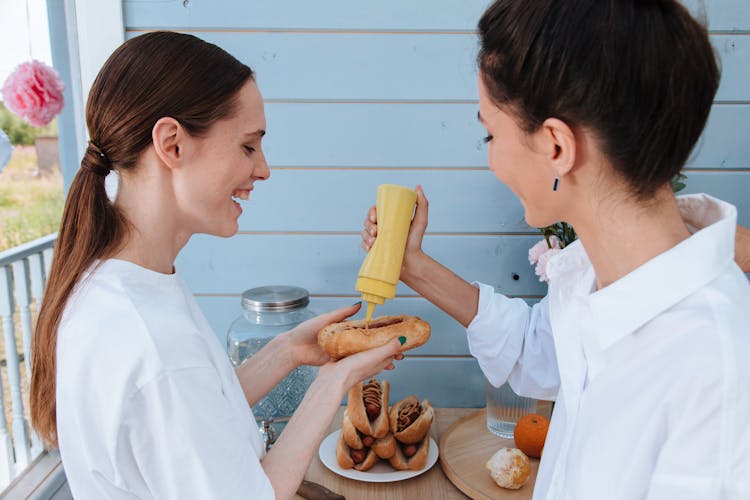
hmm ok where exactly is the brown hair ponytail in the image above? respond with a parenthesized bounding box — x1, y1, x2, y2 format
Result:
(31, 31, 253, 447)
(30, 147, 126, 447)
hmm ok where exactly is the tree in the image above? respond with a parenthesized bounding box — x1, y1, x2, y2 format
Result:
(0, 102, 57, 145)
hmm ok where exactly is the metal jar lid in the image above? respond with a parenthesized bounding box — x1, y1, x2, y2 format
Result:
(241, 285, 310, 312)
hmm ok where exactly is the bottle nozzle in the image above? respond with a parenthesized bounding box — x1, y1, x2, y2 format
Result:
(360, 292, 384, 322)
(365, 301, 377, 322)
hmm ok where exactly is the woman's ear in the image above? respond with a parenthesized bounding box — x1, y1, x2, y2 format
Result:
(540, 118, 576, 179)
(152, 117, 184, 170)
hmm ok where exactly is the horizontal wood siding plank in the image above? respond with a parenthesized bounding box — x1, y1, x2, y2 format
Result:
(123, 32, 750, 102)
(123, 0, 493, 32)
(121, 31, 750, 102)
(691, 105, 750, 169)
(263, 102, 486, 167)
(260, 103, 750, 169)
(682, 172, 750, 226)
(124, 0, 750, 33)
(680, 0, 750, 32)
(240, 170, 528, 232)
(124, 31, 478, 101)
(713, 35, 750, 100)
(176, 234, 547, 296)
(237, 170, 750, 232)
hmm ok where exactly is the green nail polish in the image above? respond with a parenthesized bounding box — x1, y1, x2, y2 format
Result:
(353, 301, 362, 307)
(398, 336, 406, 345)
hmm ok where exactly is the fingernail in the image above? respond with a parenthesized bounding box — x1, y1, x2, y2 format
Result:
(353, 301, 362, 307)
(398, 336, 406, 345)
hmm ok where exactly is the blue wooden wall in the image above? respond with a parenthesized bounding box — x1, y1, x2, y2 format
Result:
(122, 0, 750, 408)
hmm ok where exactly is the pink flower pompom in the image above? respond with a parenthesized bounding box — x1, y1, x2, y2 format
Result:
(535, 247, 561, 283)
(2, 60, 65, 127)
(528, 235, 561, 265)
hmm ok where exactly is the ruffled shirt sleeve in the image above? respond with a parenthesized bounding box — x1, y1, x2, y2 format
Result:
(466, 282, 560, 400)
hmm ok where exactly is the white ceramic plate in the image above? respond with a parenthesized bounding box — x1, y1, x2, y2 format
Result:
(318, 429, 439, 483)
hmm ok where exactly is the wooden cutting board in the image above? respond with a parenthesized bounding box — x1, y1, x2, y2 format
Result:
(438, 409, 538, 499)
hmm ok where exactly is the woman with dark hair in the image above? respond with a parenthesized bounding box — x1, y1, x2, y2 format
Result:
(363, 1, 750, 497)
(31, 31, 403, 499)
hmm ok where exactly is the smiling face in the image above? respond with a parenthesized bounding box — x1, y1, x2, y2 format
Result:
(477, 74, 564, 228)
(173, 80, 270, 238)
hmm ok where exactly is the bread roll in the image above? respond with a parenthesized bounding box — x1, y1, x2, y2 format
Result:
(341, 410, 365, 450)
(347, 379, 390, 439)
(371, 433, 397, 460)
(336, 431, 377, 471)
(318, 315, 430, 359)
(389, 396, 434, 444)
(389, 433, 430, 471)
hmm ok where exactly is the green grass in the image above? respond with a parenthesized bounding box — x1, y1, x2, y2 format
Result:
(0, 146, 64, 251)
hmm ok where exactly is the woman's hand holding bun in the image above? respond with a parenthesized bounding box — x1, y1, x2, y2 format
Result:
(312, 303, 404, 395)
(318, 337, 403, 394)
(281, 302, 362, 369)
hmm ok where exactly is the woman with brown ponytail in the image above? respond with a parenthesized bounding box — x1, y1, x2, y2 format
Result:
(30, 31, 402, 500)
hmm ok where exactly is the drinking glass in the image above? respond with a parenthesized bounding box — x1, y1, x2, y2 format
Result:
(485, 379, 539, 438)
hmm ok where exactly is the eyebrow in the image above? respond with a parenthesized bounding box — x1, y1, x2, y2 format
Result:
(477, 111, 485, 124)
(244, 130, 266, 138)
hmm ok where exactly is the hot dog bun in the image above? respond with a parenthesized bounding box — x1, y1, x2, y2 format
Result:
(347, 379, 390, 438)
(336, 432, 378, 471)
(341, 410, 364, 450)
(343, 409, 393, 456)
(389, 396, 434, 444)
(318, 315, 430, 359)
(389, 434, 430, 471)
(371, 433, 397, 460)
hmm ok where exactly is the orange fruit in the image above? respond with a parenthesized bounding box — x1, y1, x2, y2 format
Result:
(513, 414, 549, 458)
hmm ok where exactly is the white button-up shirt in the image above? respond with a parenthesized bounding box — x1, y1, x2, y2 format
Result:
(467, 194, 750, 499)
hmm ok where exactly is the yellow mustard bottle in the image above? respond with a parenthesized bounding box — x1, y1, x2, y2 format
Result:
(356, 184, 417, 322)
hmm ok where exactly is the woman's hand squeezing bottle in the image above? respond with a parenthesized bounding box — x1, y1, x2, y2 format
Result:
(361, 185, 430, 282)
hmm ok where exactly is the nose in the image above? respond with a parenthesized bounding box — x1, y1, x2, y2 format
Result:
(254, 150, 270, 181)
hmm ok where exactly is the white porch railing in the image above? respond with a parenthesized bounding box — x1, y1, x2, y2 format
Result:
(0, 233, 57, 490)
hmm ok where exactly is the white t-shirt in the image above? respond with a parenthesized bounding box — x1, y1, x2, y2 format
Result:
(468, 194, 750, 499)
(56, 259, 275, 500)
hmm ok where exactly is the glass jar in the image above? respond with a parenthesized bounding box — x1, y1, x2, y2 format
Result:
(227, 286, 316, 423)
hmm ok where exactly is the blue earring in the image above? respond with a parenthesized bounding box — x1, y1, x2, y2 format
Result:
(552, 176, 559, 192)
